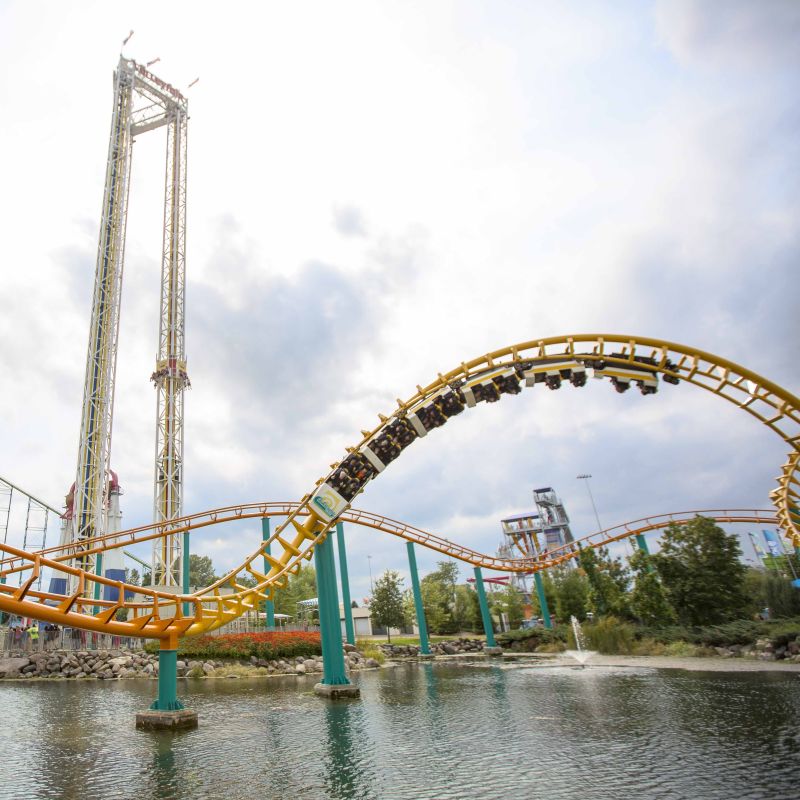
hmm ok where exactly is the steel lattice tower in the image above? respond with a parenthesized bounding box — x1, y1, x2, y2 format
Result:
(63, 56, 189, 590)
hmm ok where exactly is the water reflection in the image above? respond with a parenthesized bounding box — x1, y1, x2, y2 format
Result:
(0, 667, 798, 800)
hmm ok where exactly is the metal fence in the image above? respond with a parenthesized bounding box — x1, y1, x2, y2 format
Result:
(1, 626, 144, 655)
(0, 621, 320, 655)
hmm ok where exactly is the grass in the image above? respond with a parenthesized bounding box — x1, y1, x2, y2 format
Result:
(355, 640, 386, 664)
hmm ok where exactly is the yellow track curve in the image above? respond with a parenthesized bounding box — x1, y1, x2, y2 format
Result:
(1, 334, 796, 644)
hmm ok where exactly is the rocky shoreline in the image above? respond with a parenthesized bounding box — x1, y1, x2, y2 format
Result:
(379, 637, 487, 658)
(2, 635, 797, 681)
(0, 642, 381, 681)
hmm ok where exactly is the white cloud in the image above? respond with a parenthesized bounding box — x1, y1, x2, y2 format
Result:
(1, 1, 796, 588)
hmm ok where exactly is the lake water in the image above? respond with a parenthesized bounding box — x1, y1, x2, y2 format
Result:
(0, 661, 798, 800)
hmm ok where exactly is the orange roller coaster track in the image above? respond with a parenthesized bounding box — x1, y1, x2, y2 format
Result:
(1, 334, 797, 644)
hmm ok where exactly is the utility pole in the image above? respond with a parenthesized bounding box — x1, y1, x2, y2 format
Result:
(576, 474, 603, 533)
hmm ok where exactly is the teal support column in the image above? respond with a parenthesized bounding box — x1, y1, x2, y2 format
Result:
(182, 532, 191, 616)
(635, 533, 650, 554)
(92, 553, 103, 616)
(533, 572, 552, 629)
(261, 518, 275, 628)
(406, 542, 430, 654)
(335, 523, 356, 646)
(314, 532, 350, 686)
(150, 646, 184, 711)
(473, 567, 497, 648)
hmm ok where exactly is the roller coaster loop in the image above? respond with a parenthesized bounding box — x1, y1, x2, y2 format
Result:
(0, 334, 796, 643)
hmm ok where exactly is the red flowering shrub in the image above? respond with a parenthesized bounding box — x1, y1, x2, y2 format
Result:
(147, 630, 322, 660)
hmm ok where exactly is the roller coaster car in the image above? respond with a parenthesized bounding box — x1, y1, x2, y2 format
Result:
(439, 389, 466, 417)
(517, 359, 587, 389)
(326, 465, 363, 502)
(366, 431, 402, 466)
(386, 417, 418, 448)
(470, 381, 501, 404)
(662, 358, 681, 385)
(492, 374, 521, 395)
(593, 353, 659, 394)
(340, 452, 376, 483)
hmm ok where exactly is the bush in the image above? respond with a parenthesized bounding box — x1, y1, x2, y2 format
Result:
(356, 639, 386, 664)
(580, 616, 635, 654)
(495, 625, 568, 652)
(146, 631, 322, 661)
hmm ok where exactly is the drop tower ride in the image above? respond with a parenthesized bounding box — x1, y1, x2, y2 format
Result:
(57, 55, 189, 593)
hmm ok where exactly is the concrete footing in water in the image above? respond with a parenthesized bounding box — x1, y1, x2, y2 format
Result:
(135, 709, 199, 731)
(483, 647, 504, 656)
(417, 653, 435, 660)
(314, 682, 361, 699)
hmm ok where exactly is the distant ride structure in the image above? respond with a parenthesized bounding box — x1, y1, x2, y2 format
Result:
(56, 55, 190, 596)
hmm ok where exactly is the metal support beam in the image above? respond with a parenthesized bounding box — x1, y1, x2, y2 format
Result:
(533, 571, 552, 629)
(473, 567, 497, 648)
(261, 518, 275, 628)
(314, 532, 350, 686)
(406, 541, 430, 654)
(335, 523, 355, 645)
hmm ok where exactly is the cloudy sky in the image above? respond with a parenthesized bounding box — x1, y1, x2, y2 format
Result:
(1, 1, 798, 600)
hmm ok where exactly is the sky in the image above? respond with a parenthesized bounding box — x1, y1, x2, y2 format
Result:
(1, 1, 798, 602)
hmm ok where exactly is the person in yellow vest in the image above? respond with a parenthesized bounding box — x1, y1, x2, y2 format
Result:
(28, 623, 39, 651)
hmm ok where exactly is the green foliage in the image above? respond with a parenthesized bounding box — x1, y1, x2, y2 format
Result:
(273, 563, 317, 618)
(552, 567, 590, 621)
(189, 554, 218, 589)
(629, 549, 676, 625)
(744, 567, 800, 618)
(653, 517, 749, 626)
(489, 584, 525, 630)
(580, 616, 636, 654)
(578, 546, 630, 618)
(421, 561, 461, 635)
(453, 584, 482, 633)
(355, 639, 386, 664)
(145, 631, 322, 660)
(125, 568, 141, 587)
(495, 625, 567, 652)
(370, 570, 407, 641)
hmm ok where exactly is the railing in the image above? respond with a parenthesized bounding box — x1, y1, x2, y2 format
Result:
(0, 626, 145, 655)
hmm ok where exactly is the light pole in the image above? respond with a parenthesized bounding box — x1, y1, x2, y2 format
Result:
(367, 554, 374, 594)
(576, 473, 604, 533)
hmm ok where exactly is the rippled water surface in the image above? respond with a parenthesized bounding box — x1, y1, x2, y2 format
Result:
(1, 662, 799, 800)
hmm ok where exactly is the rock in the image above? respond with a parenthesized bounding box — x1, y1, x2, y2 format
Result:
(109, 656, 132, 667)
(365, 658, 380, 668)
(202, 663, 215, 676)
(295, 664, 307, 674)
(0, 657, 31, 677)
(442, 644, 458, 655)
(343, 643, 357, 652)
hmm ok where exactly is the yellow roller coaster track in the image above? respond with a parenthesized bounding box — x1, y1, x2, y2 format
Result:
(1, 334, 797, 644)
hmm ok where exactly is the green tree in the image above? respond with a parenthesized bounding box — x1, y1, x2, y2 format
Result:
(653, 516, 749, 626)
(189, 554, 218, 589)
(628, 549, 676, 625)
(454, 584, 482, 632)
(578, 546, 630, 618)
(125, 568, 141, 586)
(490, 584, 525, 630)
(553, 567, 590, 621)
(274, 563, 317, 618)
(421, 561, 460, 634)
(370, 570, 407, 642)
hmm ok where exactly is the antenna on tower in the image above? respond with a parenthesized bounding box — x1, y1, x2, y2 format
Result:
(122, 30, 134, 47)
(146, 57, 161, 68)
(188, 77, 200, 89)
